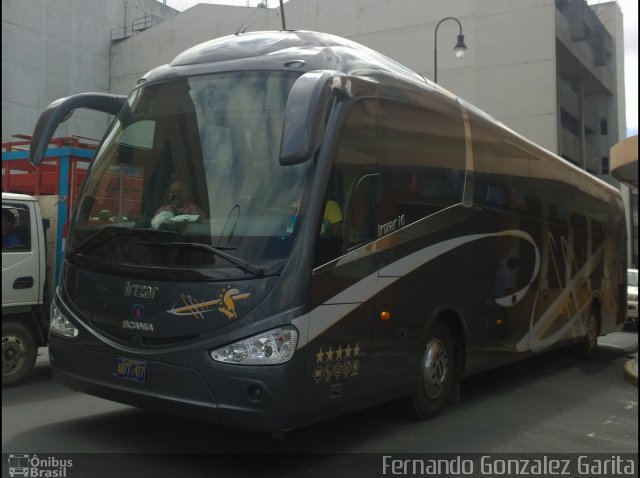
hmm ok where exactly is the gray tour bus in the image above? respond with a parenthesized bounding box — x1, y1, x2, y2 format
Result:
(29, 30, 627, 432)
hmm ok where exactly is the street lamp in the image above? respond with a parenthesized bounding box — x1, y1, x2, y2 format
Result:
(434, 16, 467, 84)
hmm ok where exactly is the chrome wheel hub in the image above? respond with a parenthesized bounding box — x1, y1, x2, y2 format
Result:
(422, 338, 449, 400)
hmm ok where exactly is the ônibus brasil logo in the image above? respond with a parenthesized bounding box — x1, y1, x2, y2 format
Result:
(7, 454, 72, 477)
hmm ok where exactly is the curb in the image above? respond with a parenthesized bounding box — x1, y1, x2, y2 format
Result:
(623, 359, 638, 387)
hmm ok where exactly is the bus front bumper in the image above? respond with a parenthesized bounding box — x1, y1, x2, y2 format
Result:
(49, 337, 301, 432)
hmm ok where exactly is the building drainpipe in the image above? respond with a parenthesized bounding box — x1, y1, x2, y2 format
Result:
(577, 76, 586, 171)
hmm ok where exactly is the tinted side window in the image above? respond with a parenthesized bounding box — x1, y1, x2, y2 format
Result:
(377, 98, 466, 229)
(314, 101, 377, 267)
(469, 112, 544, 218)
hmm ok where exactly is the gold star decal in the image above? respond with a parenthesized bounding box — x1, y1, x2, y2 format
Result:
(326, 346, 335, 362)
(353, 343, 360, 357)
(335, 345, 343, 360)
(345, 344, 352, 358)
(315, 348, 325, 363)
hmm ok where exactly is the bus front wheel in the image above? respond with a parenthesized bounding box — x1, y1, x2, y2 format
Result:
(408, 320, 457, 419)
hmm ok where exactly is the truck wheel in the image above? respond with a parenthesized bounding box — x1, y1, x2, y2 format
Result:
(2, 321, 37, 386)
(406, 320, 457, 419)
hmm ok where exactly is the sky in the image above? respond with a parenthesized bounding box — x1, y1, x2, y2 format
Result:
(162, 0, 638, 136)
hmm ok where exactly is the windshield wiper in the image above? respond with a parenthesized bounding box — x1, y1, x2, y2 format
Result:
(176, 242, 264, 276)
(137, 241, 264, 277)
(67, 226, 177, 259)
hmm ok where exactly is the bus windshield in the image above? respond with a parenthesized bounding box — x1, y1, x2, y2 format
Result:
(68, 71, 313, 272)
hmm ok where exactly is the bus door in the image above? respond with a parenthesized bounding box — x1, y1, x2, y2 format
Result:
(302, 100, 380, 412)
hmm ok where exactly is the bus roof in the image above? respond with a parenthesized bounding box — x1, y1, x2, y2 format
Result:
(141, 30, 428, 88)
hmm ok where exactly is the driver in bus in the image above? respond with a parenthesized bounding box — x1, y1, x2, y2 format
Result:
(151, 180, 206, 229)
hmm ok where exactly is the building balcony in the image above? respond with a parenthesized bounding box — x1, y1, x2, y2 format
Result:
(555, 6, 614, 95)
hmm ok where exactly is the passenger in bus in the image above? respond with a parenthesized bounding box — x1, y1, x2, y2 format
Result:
(2, 209, 22, 248)
(320, 199, 343, 238)
(289, 198, 344, 239)
(151, 180, 206, 229)
(313, 198, 345, 266)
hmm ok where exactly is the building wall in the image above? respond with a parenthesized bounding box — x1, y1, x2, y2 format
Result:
(110, 5, 277, 95)
(592, 3, 626, 139)
(1, 0, 177, 143)
(554, 0, 623, 183)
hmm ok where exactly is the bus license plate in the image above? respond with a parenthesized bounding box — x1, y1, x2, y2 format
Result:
(115, 358, 147, 384)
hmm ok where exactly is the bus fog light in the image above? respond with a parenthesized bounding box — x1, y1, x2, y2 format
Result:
(210, 327, 298, 365)
(247, 384, 264, 402)
(50, 302, 79, 338)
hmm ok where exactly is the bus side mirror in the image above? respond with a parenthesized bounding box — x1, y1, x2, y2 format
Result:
(279, 70, 350, 166)
(30, 92, 127, 166)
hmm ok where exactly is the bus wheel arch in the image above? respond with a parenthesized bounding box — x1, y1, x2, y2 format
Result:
(438, 310, 466, 381)
(407, 310, 466, 419)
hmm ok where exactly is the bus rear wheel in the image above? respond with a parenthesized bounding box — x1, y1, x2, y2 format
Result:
(577, 310, 599, 359)
(408, 320, 457, 419)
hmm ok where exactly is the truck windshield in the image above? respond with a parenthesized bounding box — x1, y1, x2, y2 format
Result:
(68, 71, 313, 272)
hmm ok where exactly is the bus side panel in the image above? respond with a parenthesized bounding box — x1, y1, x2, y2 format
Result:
(372, 207, 541, 386)
(301, 253, 378, 417)
(466, 108, 625, 358)
(300, 303, 374, 417)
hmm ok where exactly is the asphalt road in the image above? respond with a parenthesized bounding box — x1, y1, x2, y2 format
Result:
(2, 335, 638, 477)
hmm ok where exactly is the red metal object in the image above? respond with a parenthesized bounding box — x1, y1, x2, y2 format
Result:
(2, 137, 97, 215)
(3, 137, 144, 222)
(3, 135, 99, 152)
(1, 158, 89, 196)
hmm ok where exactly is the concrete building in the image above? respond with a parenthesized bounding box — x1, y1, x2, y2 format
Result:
(1, 0, 178, 142)
(2, 0, 636, 265)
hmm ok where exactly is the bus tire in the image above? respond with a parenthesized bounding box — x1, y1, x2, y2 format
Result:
(577, 309, 599, 359)
(408, 320, 456, 419)
(2, 320, 37, 387)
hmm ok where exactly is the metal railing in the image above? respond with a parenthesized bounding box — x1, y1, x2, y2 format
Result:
(111, 15, 153, 42)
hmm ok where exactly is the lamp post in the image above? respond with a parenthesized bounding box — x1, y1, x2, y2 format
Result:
(434, 17, 467, 84)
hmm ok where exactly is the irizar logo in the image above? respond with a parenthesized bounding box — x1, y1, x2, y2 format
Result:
(124, 282, 159, 299)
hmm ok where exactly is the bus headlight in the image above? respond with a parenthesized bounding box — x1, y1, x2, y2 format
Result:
(50, 302, 79, 338)
(210, 327, 298, 365)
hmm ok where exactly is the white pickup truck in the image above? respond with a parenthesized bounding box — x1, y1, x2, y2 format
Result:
(2, 192, 51, 386)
